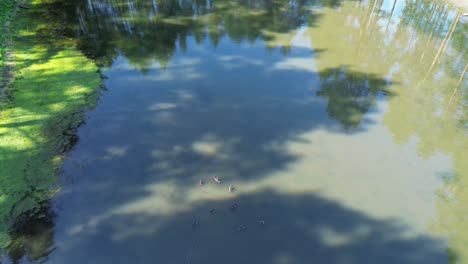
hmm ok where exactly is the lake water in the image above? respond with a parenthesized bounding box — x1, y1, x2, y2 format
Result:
(4, 0, 468, 263)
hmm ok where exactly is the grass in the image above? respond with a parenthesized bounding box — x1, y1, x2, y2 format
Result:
(0, 0, 101, 248)
(0, 0, 16, 73)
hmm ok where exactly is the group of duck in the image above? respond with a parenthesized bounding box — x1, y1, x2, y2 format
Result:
(192, 176, 265, 232)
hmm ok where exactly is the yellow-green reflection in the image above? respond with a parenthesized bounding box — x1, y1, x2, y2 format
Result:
(306, 0, 467, 260)
(300, 0, 467, 261)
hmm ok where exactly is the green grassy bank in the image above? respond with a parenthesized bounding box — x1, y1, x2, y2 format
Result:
(0, 0, 15, 73)
(0, 0, 101, 249)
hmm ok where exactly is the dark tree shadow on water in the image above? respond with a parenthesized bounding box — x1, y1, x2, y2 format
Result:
(5, 190, 447, 264)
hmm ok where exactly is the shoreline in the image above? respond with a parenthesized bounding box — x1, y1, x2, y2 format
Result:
(0, 0, 102, 249)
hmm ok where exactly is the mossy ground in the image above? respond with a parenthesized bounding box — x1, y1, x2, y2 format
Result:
(0, 0, 101, 248)
(0, 0, 15, 76)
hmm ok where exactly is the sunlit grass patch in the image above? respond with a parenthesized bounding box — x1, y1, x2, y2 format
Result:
(0, 0, 101, 248)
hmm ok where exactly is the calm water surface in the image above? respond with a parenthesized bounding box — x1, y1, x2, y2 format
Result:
(5, 0, 468, 263)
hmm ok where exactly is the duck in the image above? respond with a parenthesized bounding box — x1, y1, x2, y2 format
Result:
(199, 179, 204, 186)
(209, 209, 215, 214)
(237, 224, 247, 231)
(213, 176, 221, 183)
(228, 185, 235, 192)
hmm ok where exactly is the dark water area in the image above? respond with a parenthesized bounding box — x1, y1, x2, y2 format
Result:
(2, 0, 467, 263)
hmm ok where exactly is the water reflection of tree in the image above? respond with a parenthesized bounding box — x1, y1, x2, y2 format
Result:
(60, 0, 321, 70)
(308, 3, 467, 260)
(310, 0, 466, 129)
(378, 1, 468, 263)
(384, 69, 467, 264)
(400, 0, 467, 81)
(309, 0, 394, 129)
(317, 67, 391, 129)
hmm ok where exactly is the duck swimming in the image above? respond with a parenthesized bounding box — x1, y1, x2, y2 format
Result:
(237, 224, 247, 231)
(213, 176, 221, 183)
(228, 185, 235, 192)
